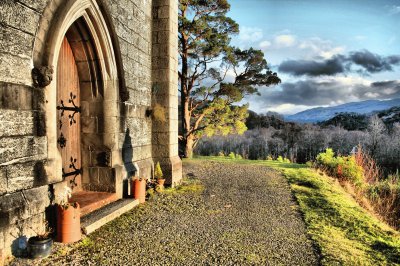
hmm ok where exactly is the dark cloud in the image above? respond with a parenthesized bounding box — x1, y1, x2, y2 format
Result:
(278, 50, 400, 77)
(371, 80, 400, 88)
(252, 79, 400, 107)
(387, 55, 400, 65)
(278, 56, 345, 76)
(349, 50, 396, 73)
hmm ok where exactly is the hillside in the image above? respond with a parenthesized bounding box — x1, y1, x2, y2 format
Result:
(285, 98, 400, 123)
(318, 107, 400, 130)
(378, 106, 400, 125)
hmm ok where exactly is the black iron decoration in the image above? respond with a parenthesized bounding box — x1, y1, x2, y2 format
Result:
(62, 157, 82, 189)
(57, 92, 81, 125)
(57, 91, 82, 183)
(57, 91, 80, 149)
(57, 133, 67, 148)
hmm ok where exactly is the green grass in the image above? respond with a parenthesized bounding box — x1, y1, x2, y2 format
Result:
(189, 156, 400, 265)
(162, 177, 204, 195)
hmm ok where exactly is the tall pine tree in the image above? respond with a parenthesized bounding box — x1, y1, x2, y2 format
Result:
(178, 0, 280, 158)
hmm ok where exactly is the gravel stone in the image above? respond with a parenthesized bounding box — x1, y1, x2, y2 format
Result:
(9, 160, 319, 265)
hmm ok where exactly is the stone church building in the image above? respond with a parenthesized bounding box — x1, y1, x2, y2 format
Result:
(0, 0, 181, 261)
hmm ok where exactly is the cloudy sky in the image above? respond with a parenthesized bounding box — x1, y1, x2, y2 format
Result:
(228, 0, 400, 114)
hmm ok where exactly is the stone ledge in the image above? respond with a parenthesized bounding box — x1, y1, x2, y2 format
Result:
(81, 198, 139, 234)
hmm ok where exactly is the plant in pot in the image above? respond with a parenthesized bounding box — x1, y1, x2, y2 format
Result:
(154, 162, 166, 191)
(132, 176, 146, 204)
(27, 221, 53, 259)
(56, 186, 81, 243)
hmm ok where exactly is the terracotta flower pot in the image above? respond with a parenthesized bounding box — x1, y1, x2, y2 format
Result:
(133, 178, 146, 203)
(56, 203, 81, 243)
(157, 178, 166, 187)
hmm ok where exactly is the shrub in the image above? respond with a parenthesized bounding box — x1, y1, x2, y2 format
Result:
(228, 152, 236, 159)
(316, 149, 363, 187)
(154, 162, 163, 180)
(217, 151, 225, 157)
(316, 148, 337, 171)
(266, 155, 273, 161)
(367, 176, 400, 227)
(338, 156, 364, 187)
(354, 145, 382, 183)
(277, 156, 284, 162)
(316, 148, 400, 229)
(306, 161, 314, 168)
(235, 154, 243, 159)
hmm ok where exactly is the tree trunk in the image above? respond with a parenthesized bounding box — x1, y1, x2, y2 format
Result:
(185, 135, 195, 158)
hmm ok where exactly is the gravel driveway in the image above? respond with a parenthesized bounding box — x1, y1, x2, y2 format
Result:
(10, 160, 319, 265)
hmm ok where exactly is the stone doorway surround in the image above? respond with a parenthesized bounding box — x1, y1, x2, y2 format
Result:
(34, 0, 123, 204)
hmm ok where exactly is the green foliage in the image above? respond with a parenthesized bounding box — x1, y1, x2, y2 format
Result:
(276, 156, 290, 163)
(338, 156, 364, 187)
(235, 153, 242, 159)
(316, 149, 364, 187)
(162, 178, 204, 195)
(316, 148, 336, 168)
(306, 161, 314, 168)
(200, 100, 249, 138)
(154, 162, 163, 180)
(147, 187, 155, 198)
(366, 176, 400, 226)
(228, 152, 236, 159)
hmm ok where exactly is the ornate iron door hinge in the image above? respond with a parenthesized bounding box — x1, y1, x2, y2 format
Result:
(57, 92, 81, 126)
(62, 157, 82, 189)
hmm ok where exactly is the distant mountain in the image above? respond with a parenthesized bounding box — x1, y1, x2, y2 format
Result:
(285, 98, 400, 123)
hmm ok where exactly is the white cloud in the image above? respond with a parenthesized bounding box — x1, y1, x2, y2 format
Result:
(239, 26, 263, 42)
(382, 88, 396, 95)
(259, 40, 272, 49)
(298, 37, 345, 59)
(267, 103, 313, 115)
(365, 92, 380, 98)
(246, 75, 400, 114)
(274, 34, 296, 47)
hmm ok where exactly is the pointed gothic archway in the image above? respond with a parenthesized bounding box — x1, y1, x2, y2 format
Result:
(35, 0, 124, 212)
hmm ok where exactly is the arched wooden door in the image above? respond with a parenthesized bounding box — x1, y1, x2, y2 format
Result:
(56, 37, 82, 192)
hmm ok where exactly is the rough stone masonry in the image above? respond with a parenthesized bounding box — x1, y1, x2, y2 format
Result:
(0, 0, 181, 262)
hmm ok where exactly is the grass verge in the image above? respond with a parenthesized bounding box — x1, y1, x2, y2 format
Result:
(190, 156, 400, 265)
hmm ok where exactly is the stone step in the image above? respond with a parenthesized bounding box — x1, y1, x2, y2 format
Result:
(81, 198, 139, 234)
(70, 191, 120, 217)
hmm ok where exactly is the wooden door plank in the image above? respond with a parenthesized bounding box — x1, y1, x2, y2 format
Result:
(57, 37, 82, 192)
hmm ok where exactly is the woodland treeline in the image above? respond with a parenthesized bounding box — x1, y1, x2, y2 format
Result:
(195, 111, 400, 175)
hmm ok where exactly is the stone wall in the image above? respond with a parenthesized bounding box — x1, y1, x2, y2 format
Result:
(0, 0, 50, 261)
(100, 0, 154, 178)
(0, 0, 181, 262)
